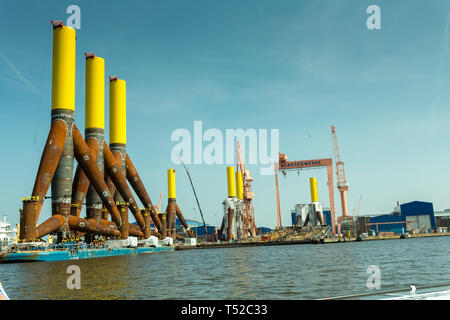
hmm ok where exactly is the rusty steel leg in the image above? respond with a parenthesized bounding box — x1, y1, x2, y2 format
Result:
(110, 144, 126, 209)
(118, 203, 129, 239)
(227, 208, 234, 241)
(159, 213, 167, 238)
(68, 216, 120, 237)
(86, 128, 105, 224)
(175, 203, 194, 238)
(103, 142, 145, 231)
(30, 119, 68, 224)
(105, 176, 116, 200)
(129, 228, 144, 238)
(35, 214, 66, 239)
(71, 137, 99, 217)
(125, 154, 160, 232)
(20, 198, 39, 241)
(72, 124, 122, 227)
(143, 209, 151, 238)
(166, 201, 177, 238)
(100, 219, 118, 229)
(51, 109, 75, 219)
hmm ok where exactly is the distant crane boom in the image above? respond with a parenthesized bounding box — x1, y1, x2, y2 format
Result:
(331, 125, 352, 236)
(176, 152, 210, 241)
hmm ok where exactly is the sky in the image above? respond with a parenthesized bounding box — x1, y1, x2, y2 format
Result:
(1, 0, 450, 229)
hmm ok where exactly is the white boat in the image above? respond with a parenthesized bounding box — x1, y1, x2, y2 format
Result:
(320, 284, 450, 300)
(0, 215, 17, 251)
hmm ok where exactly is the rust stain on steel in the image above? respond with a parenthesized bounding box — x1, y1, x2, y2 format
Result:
(159, 213, 167, 238)
(103, 142, 145, 231)
(35, 214, 121, 239)
(32, 119, 68, 223)
(166, 201, 176, 238)
(20, 198, 39, 241)
(70, 216, 121, 237)
(72, 124, 122, 227)
(35, 214, 66, 239)
(227, 208, 235, 241)
(175, 203, 195, 238)
(128, 228, 144, 238)
(125, 154, 161, 232)
(142, 209, 151, 238)
(112, 150, 126, 204)
(71, 137, 99, 217)
(118, 203, 129, 239)
(100, 219, 118, 229)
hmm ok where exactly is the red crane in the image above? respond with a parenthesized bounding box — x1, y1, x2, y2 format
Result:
(274, 152, 336, 234)
(331, 125, 353, 235)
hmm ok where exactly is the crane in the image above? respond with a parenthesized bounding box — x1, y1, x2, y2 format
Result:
(154, 192, 163, 214)
(353, 195, 363, 216)
(236, 141, 256, 237)
(274, 152, 336, 233)
(331, 125, 353, 236)
(176, 152, 210, 242)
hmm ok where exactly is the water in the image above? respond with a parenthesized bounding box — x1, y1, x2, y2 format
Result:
(1, 236, 450, 299)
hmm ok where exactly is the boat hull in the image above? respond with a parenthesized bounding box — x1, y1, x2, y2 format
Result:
(0, 246, 174, 263)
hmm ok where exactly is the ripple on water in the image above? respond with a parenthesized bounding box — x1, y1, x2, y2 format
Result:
(1, 236, 450, 299)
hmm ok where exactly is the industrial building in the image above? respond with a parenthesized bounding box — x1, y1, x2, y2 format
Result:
(358, 201, 437, 235)
(299, 201, 441, 236)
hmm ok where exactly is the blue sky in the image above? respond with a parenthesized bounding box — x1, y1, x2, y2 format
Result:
(1, 0, 450, 228)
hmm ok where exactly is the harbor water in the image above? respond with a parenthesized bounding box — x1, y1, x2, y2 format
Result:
(1, 236, 449, 299)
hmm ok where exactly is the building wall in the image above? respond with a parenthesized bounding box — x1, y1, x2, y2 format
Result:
(400, 201, 436, 231)
(369, 214, 405, 234)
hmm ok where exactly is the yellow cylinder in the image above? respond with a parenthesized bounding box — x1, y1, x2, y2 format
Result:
(51, 26, 76, 111)
(310, 177, 318, 202)
(236, 171, 244, 200)
(109, 79, 126, 144)
(85, 56, 105, 129)
(168, 169, 176, 199)
(227, 167, 236, 198)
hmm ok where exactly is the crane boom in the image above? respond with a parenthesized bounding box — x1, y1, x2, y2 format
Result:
(175, 152, 210, 241)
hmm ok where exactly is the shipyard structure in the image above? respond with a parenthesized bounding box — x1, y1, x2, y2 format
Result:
(15, 21, 192, 251)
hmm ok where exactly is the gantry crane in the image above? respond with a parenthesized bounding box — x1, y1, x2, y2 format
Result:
(274, 152, 336, 234)
(331, 125, 354, 236)
(236, 141, 256, 237)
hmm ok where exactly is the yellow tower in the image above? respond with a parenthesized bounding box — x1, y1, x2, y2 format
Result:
(51, 25, 76, 111)
(227, 167, 236, 198)
(85, 56, 105, 129)
(310, 177, 319, 202)
(168, 169, 176, 199)
(236, 171, 244, 200)
(109, 78, 126, 144)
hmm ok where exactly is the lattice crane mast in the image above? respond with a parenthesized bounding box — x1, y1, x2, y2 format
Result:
(331, 125, 352, 235)
(236, 141, 256, 237)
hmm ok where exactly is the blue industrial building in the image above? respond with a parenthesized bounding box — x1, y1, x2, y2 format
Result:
(290, 201, 437, 236)
(369, 201, 436, 235)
